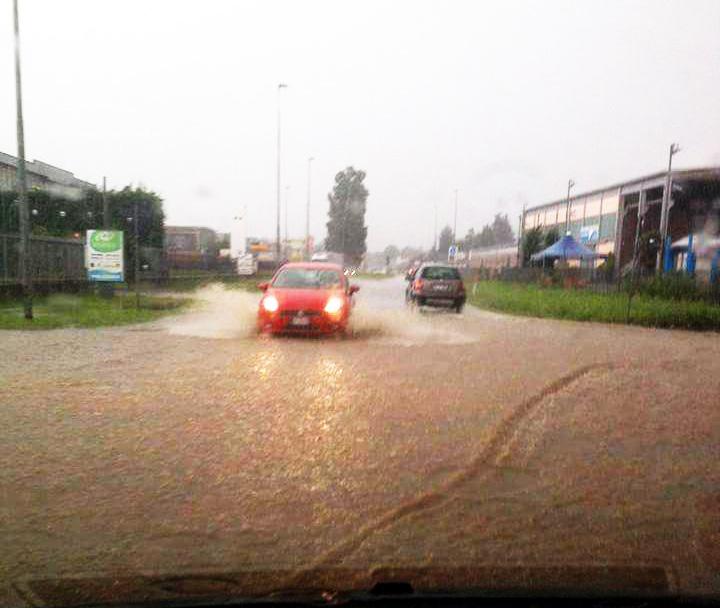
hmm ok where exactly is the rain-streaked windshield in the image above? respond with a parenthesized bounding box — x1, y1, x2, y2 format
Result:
(2, 0, 720, 605)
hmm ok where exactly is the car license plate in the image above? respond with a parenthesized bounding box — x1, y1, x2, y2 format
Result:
(434, 284, 449, 291)
(291, 316, 310, 326)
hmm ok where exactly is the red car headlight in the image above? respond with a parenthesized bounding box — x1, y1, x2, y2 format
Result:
(324, 295, 344, 314)
(262, 295, 279, 313)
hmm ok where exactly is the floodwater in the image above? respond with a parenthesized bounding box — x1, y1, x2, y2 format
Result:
(162, 277, 489, 345)
(1, 277, 720, 605)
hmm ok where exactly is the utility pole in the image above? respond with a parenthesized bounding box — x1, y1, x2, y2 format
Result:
(564, 179, 575, 233)
(434, 201, 438, 254)
(306, 156, 313, 259)
(284, 185, 290, 256)
(134, 200, 140, 309)
(517, 204, 526, 267)
(99, 176, 115, 299)
(275, 83, 287, 267)
(13, 0, 32, 319)
(453, 189, 458, 245)
(658, 143, 681, 272)
(102, 176, 109, 228)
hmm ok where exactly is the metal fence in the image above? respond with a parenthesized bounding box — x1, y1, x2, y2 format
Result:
(0, 233, 170, 285)
(1, 232, 87, 284)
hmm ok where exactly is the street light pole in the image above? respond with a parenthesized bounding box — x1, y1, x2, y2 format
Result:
(658, 143, 681, 272)
(134, 200, 140, 309)
(284, 185, 290, 255)
(275, 83, 287, 267)
(306, 156, 313, 259)
(564, 179, 575, 233)
(453, 189, 458, 245)
(13, 0, 32, 319)
(102, 176, 109, 228)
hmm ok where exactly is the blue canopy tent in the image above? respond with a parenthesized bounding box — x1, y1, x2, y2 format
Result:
(530, 234, 605, 265)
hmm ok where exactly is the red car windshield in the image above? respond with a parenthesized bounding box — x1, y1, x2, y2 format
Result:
(273, 268, 343, 289)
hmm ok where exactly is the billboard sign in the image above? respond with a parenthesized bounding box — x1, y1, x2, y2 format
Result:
(580, 224, 599, 244)
(86, 230, 124, 282)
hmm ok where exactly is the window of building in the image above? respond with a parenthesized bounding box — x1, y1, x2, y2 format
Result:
(599, 212, 617, 239)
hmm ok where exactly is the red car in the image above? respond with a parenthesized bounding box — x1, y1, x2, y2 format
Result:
(257, 262, 360, 335)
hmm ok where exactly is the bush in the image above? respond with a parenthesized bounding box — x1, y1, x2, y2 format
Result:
(633, 272, 705, 301)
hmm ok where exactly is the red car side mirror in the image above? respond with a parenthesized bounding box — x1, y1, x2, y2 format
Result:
(258, 282, 269, 292)
(349, 285, 360, 295)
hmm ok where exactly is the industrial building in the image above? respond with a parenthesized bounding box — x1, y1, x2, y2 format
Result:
(520, 166, 720, 277)
(0, 151, 94, 196)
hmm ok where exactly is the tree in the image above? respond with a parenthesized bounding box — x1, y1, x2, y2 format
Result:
(438, 225, 453, 258)
(383, 244, 399, 261)
(544, 226, 560, 248)
(522, 226, 544, 264)
(492, 213, 515, 245)
(325, 167, 368, 266)
(1, 185, 164, 247)
(477, 225, 496, 248)
(464, 228, 476, 250)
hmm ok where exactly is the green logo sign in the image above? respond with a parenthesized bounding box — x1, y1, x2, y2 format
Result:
(90, 231, 122, 252)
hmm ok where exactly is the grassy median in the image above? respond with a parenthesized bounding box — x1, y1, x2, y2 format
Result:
(0, 292, 190, 330)
(469, 281, 720, 331)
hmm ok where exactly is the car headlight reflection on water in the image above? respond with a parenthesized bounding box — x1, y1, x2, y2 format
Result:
(262, 295, 279, 312)
(324, 296, 344, 314)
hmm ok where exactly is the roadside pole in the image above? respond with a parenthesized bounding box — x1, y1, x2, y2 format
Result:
(658, 143, 680, 272)
(134, 200, 140, 309)
(275, 83, 287, 268)
(13, 0, 32, 320)
(564, 179, 575, 233)
(453, 189, 458, 246)
(100, 176, 114, 299)
(517, 204, 525, 267)
(626, 188, 646, 323)
(305, 157, 313, 260)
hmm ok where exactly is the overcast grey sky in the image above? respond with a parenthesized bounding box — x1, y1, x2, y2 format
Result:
(2, 0, 719, 251)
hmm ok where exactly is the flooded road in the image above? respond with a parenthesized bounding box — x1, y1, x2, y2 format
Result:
(2, 277, 720, 603)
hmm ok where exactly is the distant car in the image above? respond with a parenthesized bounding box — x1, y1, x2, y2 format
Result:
(257, 262, 360, 335)
(405, 263, 466, 312)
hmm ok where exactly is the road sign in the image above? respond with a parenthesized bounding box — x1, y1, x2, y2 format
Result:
(448, 245, 457, 257)
(86, 230, 124, 282)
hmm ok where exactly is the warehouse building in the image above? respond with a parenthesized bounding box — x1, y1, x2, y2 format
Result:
(0, 151, 94, 197)
(519, 166, 720, 276)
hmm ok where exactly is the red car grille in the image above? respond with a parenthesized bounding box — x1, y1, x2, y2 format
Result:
(280, 310, 321, 318)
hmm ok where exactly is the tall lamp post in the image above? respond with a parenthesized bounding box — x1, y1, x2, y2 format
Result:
(275, 83, 287, 267)
(306, 156, 314, 260)
(564, 179, 575, 233)
(453, 189, 458, 246)
(284, 185, 290, 257)
(13, 0, 32, 319)
(658, 143, 681, 272)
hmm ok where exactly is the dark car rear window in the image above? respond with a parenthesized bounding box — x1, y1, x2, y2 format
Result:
(421, 266, 461, 280)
